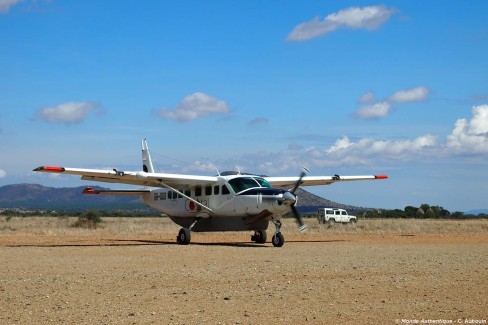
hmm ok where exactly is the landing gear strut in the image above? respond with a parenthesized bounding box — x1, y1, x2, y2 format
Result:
(251, 230, 267, 244)
(271, 220, 285, 247)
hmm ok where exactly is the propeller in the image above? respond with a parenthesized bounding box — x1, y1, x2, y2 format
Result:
(289, 167, 309, 232)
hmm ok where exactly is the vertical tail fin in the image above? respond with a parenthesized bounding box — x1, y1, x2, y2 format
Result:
(141, 138, 155, 173)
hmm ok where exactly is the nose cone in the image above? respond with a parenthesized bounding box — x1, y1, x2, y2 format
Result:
(282, 191, 297, 206)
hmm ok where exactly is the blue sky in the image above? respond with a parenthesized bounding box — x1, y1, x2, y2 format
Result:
(1, 1, 488, 212)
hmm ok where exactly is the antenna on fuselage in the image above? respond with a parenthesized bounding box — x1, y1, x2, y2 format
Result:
(216, 167, 221, 176)
(236, 166, 242, 175)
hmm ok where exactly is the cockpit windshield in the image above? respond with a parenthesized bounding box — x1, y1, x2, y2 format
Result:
(227, 176, 271, 193)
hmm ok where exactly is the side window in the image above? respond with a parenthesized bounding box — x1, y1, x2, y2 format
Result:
(342, 211, 347, 215)
(177, 190, 183, 198)
(185, 189, 191, 197)
(205, 186, 212, 196)
(335, 211, 340, 215)
(195, 186, 202, 197)
(222, 184, 230, 195)
(214, 185, 220, 195)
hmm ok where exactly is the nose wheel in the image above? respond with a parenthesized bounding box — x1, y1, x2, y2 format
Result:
(271, 220, 285, 247)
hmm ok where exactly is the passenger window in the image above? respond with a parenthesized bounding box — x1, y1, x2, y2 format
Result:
(335, 211, 340, 215)
(177, 190, 183, 198)
(185, 190, 191, 197)
(222, 184, 230, 195)
(195, 186, 202, 197)
(205, 186, 212, 196)
(214, 185, 220, 195)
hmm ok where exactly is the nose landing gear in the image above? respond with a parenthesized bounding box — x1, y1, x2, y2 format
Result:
(271, 220, 285, 247)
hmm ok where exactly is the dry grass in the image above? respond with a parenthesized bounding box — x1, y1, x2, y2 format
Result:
(1, 216, 487, 237)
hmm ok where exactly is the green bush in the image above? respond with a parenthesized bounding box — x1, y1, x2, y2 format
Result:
(72, 209, 103, 229)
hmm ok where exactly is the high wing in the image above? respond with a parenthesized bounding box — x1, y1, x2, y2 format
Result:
(33, 166, 218, 189)
(265, 174, 388, 189)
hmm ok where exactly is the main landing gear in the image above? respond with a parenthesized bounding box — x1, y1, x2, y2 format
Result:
(176, 218, 199, 245)
(177, 228, 191, 245)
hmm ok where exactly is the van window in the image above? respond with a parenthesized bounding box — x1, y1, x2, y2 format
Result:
(214, 185, 220, 195)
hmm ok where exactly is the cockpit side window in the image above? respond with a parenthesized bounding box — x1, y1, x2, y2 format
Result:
(227, 177, 261, 193)
(254, 177, 271, 188)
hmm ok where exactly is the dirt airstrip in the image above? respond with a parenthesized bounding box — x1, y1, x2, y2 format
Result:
(0, 217, 487, 324)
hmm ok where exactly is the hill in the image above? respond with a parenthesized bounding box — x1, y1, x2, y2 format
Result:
(0, 184, 146, 212)
(0, 183, 368, 214)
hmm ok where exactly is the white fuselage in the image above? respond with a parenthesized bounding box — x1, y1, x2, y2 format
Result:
(141, 174, 291, 219)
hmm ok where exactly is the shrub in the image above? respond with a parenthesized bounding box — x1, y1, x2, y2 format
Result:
(72, 209, 103, 229)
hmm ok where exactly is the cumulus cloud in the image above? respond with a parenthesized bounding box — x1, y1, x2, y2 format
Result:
(0, 169, 6, 179)
(354, 86, 430, 120)
(357, 91, 377, 104)
(37, 102, 100, 125)
(354, 102, 391, 119)
(0, 0, 22, 13)
(230, 104, 488, 175)
(447, 105, 488, 153)
(388, 86, 430, 103)
(157, 92, 230, 122)
(287, 5, 397, 41)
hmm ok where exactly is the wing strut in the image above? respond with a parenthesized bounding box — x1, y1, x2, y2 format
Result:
(157, 180, 214, 214)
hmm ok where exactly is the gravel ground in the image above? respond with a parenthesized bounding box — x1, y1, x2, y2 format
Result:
(0, 218, 487, 324)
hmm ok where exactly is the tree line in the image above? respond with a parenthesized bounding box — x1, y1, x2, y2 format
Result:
(359, 204, 487, 219)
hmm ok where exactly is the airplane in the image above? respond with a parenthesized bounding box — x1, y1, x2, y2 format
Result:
(33, 139, 388, 247)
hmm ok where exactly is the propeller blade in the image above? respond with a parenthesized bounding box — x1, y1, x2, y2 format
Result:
(290, 167, 309, 194)
(291, 205, 308, 232)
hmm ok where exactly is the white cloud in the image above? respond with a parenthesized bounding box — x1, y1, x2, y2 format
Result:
(357, 91, 377, 104)
(388, 86, 430, 103)
(0, 0, 22, 13)
(157, 92, 230, 122)
(354, 86, 430, 120)
(230, 105, 488, 175)
(447, 105, 488, 153)
(37, 102, 100, 125)
(0, 169, 6, 179)
(287, 5, 397, 41)
(354, 102, 391, 119)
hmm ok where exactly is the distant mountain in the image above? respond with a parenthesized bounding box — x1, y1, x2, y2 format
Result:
(0, 183, 369, 214)
(0, 184, 146, 211)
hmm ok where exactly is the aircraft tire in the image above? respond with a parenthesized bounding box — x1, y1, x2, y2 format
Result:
(177, 228, 191, 245)
(252, 230, 267, 244)
(272, 232, 284, 247)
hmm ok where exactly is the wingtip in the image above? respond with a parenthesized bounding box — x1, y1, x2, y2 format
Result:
(375, 175, 389, 179)
(32, 166, 65, 173)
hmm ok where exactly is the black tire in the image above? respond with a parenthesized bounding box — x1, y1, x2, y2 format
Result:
(251, 230, 267, 244)
(272, 232, 285, 247)
(256, 230, 267, 244)
(328, 218, 336, 225)
(177, 228, 191, 245)
(350, 218, 357, 224)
